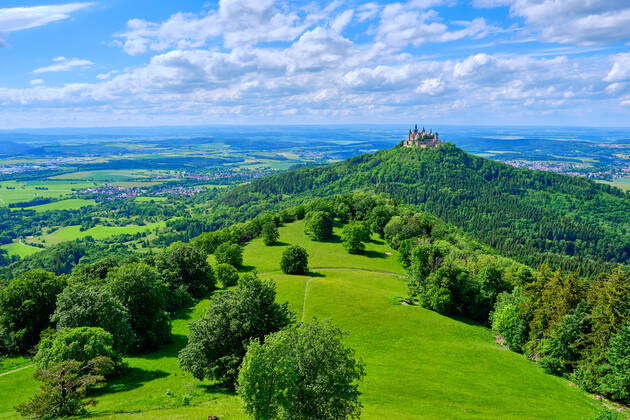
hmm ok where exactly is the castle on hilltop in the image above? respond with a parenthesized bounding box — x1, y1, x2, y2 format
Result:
(403, 125, 443, 148)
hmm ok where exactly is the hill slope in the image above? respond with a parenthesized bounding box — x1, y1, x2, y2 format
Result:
(225, 144, 629, 274)
(0, 220, 601, 419)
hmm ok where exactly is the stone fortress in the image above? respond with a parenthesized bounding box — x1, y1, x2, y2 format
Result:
(403, 124, 443, 148)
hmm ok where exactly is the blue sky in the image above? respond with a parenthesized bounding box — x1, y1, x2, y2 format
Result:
(1, 0, 629, 128)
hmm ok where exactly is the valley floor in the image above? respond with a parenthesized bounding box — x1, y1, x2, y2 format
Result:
(0, 221, 601, 419)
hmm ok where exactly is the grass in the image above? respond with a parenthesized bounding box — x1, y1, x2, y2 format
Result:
(0, 220, 602, 419)
(0, 181, 95, 207)
(35, 222, 166, 246)
(19, 198, 96, 212)
(0, 242, 41, 258)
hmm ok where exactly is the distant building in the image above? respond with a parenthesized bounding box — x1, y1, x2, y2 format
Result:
(403, 124, 443, 148)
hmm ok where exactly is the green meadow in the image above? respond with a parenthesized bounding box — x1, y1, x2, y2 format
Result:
(35, 222, 166, 246)
(20, 198, 96, 212)
(0, 221, 601, 419)
(0, 242, 41, 258)
(0, 181, 95, 207)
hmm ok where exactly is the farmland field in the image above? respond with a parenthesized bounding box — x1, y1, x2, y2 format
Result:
(34, 222, 166, 246)
(20, 198, 96, 212)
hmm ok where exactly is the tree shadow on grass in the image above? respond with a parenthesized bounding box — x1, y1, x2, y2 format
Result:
(238, 265, 257, 273)
(271, 241, 290, 247)
(362, 250, 387, 259)
(198, 382, 236, 396)
(92, 367, 169, 396)
(306, 271, 326, 278)
(140, 333, 188, 360)
(370, 238, 385, 245)
(320, 234, 342, 244)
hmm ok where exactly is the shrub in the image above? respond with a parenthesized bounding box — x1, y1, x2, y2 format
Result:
(341, 222, 370, 254)
(214, 242, 243, 268)
(0, 269, 66, 354)
(179, 274, 292, 387)
(34, 327, 119, 370)
(304, 211, 333, 241)
(215, 263, 239, 288)
(261, 222, 279, 246)
(280, 246, 309, 275)
(238, 320, 365, 420)
(51, 284, 135, 353)
(490, 292, 527, 352)
(599, 324, 630, 403)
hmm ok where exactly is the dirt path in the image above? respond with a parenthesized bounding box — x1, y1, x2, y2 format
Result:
(0, 364, 33, 377)
(301, 277, 313, 322)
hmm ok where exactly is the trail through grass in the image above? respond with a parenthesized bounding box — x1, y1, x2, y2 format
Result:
(0, 220, 603, 419)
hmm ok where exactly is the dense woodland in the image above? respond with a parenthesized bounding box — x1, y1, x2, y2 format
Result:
(224, 143, 629, 276)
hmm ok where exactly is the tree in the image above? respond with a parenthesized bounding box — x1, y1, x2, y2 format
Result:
(214, 242, 243, 268)
(191, 230, 231, 255)
(238, 320, 365, 420)
(16, 357, 114, 419)
(0, 269, 66, 354)
(491, 292, 527, 352)
(106, 263, 171, 352)
(262, 222, 280, 246)
(215, 263, 239, 288)
(280, 246, 309, 275)
(368, 205, 395, 237)
(156, 242, 215, 298)
(599, 324, 630, 403)
(70, 256, 123, 285)
(34, 327, 119, 370)
(51, 284, 135, 353)
(341, 222, 370, 254)
(179, 274, 292, 387)
(539, 304, 590, 375)
(304, 211, 333, 241)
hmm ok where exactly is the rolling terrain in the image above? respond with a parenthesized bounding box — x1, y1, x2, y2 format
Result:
(0, 220, 601, 419)
(224, 143, 629, 274)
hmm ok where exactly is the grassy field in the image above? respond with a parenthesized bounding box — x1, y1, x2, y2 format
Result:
(597, 177, 630, 192)
(35, 222, 166, 246)
(0, 181, 95, 206)
(0, 220, 602, 419)
(20, 198, 96, 212)
(0, 242, 41, 258)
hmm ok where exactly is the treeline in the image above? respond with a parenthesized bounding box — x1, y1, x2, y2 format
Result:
(222, 143, 629, 276)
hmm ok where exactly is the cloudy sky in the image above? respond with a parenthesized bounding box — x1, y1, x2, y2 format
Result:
(1, 0, 629, 128)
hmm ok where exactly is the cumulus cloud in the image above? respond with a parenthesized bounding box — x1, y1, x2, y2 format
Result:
(1, 0, 628, 126)
(478, 0, 630, 45)
(30, 79, 44, 86)
(0, 3, 91, 45)
(376, 2, 492, 48)
(33, 57, 94, 74)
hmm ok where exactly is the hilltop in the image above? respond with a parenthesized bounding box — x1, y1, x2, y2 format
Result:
(223, 143, 629, 275)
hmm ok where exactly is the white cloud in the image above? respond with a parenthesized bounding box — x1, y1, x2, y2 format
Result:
(376, 2, 492, 49)
(33, 57, 94, 74)
(30, 79, 44, 86)
(479, 0, 630, 45)
(604, 53, 630, 83)
(0, 3, 91, 45)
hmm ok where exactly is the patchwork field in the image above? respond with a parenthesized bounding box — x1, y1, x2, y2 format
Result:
(0, 221, 601, 419)
(0, 181, 95, 206)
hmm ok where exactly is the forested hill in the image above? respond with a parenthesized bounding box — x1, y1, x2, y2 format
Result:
(224, 143, 629, 275)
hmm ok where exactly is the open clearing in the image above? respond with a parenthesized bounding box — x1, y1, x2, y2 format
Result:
(0, 181, 94, 206)
(0, 221, 601, 419)
(0, 241, 41, 258)
(20, 198, 96, 212)
(35, 222, 166, 246)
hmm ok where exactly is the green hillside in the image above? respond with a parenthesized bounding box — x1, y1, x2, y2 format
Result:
(224, 144, 629, 275)
(0, 220, 601, 419)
